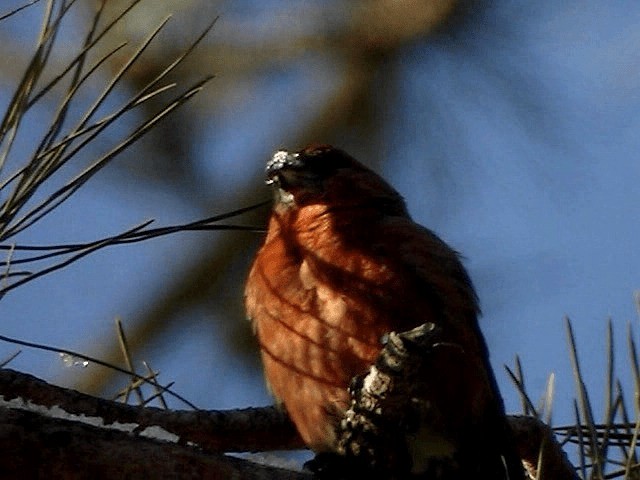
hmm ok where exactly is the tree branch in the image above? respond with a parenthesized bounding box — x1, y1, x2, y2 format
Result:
(0, 321, 578, 480)
(0, 407, 308, 480)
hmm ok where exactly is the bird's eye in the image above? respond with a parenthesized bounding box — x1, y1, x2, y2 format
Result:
(296, 146, 352, 177)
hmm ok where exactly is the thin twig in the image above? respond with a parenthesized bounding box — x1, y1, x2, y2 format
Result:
(115, 317, 145, 405)
(0, 332, 198, 410)
(566, 316, 604, 478)
(0, 0, 40, 22)
(142, 360, 168, 409)
(0, 200, 268, 295)
(506, 362, 538, 418)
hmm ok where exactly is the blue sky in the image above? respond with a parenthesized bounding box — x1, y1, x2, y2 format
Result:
(1, 0, 639, 464)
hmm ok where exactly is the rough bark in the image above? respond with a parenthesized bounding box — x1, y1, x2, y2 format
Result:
(0, 329, 577, 480)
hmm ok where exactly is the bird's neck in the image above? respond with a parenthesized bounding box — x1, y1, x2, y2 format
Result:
(270, 202, 381, 256)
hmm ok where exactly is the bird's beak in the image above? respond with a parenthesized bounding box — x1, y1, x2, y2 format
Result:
(267, 150, 299, 173)
(266, 150, 313, 190)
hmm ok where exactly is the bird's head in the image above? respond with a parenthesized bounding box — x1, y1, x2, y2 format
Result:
(265, 145, 408, 218)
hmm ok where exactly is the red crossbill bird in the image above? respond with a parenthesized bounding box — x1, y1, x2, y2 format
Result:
(245, 145, 520, 476)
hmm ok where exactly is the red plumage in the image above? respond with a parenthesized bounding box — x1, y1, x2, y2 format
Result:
(245, 145, 519, 474)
